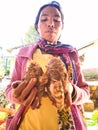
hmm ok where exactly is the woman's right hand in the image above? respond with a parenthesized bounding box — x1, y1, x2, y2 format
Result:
(12, 78, 38, 107)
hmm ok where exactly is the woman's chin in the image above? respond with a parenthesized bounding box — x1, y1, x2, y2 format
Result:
(44, 38, 57, 43)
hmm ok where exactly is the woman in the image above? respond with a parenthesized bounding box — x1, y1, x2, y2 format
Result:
(5, 1, 90, 130)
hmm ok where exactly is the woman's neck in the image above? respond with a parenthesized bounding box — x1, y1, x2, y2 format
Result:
(40, 38, 58, 45)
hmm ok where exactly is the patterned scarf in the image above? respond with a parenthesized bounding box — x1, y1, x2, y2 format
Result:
(37, 38, 78, 84)
(37, 38, 78, 130)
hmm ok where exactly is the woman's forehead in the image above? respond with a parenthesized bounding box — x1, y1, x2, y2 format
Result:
(40, 6, 61, 17)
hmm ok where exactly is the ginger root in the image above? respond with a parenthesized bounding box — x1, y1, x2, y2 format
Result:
(23, 60, 48, 108)
(23, 57, 68, 109)
(46, 57, 68, 109)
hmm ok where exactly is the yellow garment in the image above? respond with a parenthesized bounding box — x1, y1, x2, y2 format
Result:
(33, 49, 53, 72)
(19, 49, 59, 130)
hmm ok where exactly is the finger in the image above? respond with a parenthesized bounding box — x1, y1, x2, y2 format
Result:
(65, 92, 72, 107)
(22, 87, 38, 106)
(12, 81, 22, 88)
(12, 80, 28, 98)
(18, 78, 37, 101)
(12, 81, 28, 98)
(31, 97, 40, 109)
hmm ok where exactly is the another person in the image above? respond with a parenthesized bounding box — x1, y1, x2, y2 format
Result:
(5, 1, 90, 130)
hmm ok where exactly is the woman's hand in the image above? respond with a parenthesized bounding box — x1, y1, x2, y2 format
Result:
(49, 79, 65, 109)
(49, 79, 74, 108)
(12, 78, 38, 107)
(64, 82, 74, 107)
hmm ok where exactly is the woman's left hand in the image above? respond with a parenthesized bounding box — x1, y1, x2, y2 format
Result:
(64, 82, 73, 107)
(49, 80, 73, 108)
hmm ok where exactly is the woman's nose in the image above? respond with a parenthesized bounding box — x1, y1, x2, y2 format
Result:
(48, 24, 54, 28)
(48, 20, 54, 28)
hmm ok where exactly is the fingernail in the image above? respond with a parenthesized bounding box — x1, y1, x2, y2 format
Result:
(32, 78, 37, 82)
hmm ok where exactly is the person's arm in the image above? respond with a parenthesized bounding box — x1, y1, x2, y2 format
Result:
(5, 56, 26, 103)
(72, 67, 90, 105)
(71, 53, 90, 105)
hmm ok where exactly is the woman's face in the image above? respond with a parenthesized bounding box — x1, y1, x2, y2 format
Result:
(37, 6, 64, 43)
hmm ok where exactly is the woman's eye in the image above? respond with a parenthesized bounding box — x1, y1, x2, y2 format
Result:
(54, 19, 61, 22)
(41, 19, 47, 22)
